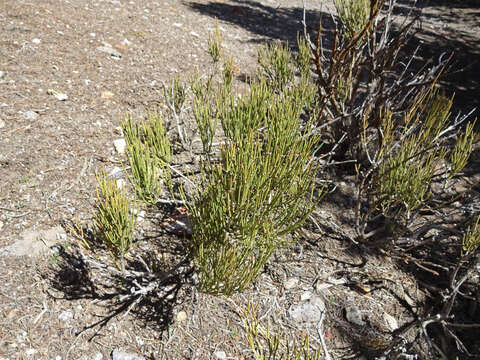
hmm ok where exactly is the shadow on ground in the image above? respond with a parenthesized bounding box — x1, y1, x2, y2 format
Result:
(48, 239, 193, 337)
(189, 0, 479, 117)
(186, 0, 333, 47)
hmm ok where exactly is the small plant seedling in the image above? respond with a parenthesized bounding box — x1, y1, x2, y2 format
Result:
(208, 18, 223, 63)
(18, 175, 30, 184)
(93, 169, 136, 272)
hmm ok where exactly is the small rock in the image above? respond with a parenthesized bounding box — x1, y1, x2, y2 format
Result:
(0, 221, 3, 230)
(0, 119, 6, 129)
(101, 91, 114, 99)
(214, 351, 227, 360)
(288, 295, 326, 323)
(176, 311, 187, 322)
(0, 70, 5, 79)
(114, 126, 123, 136)
(116, 179, 126, 189)
(115, 43, 129, 51)
(55, 356, 62, 360)
(0, 225, 67, 257)
(23, 111, 38, 120)
(32, 38, 41, 44)
(111, 349, 145, 360)
(113, 138, 126, 154)
(300, 291, 313, 301)
(47, 89, 68, 101)
(97, 46, 122, 59)
(383, 311, 398, 331)
(315, 282, 334, 293)
(94, 353, 104, 360)
(58, 310, 74, 322)
(25, 348, 36, 356)
(137, 210, 146, 222)
(173, 23, 183, 28)
(17, 330, 27, 343)
(122, 38, 132, 46)
(402, 292, 416, 308)
(327, 276, 348, 285)
(345, 306, 365, 326)
(135, 336, 144, 346)
(284, 277, 299, 290)
(56, 233, 67, 241)
(109, 166, 123, 178)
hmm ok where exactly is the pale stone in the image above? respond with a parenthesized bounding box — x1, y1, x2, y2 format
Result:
(284, 277, 299, 290)
(113, 138, 126, 154)
(0, 226, 67, 257)
(345, 306, 365, 326)
(176, 311, 187, 322)
(289, 296, 326, 323)
(383, 311, 398, 330)
(111, 349, 145, 360)
(101, 91, 114, 99)
(214, 351, 227, 360)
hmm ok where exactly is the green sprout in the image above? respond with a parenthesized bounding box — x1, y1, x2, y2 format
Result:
(94, 169, 136, 272)
(208, 18, 223, 63)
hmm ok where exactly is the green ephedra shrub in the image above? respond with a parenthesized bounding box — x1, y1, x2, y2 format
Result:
(189, 79, 321, 295)
(93, 169, 137, 272)
(92, 27, 322, 296)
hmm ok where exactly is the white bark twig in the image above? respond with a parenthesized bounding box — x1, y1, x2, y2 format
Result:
(156, 198, 186, 206)
(317, 309, 332, 360)
(161, 80, 188, 149)
(32, 301, 48, 325)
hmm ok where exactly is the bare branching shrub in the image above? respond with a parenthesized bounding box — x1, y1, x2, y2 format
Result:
(307, 0, 446, 162)
(302, 0, 478, 240)
(301, 0, 479, 355)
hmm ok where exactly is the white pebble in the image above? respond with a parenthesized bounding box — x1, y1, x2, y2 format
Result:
(214, 351, 227, 360)
(113, 138, 126, 154)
